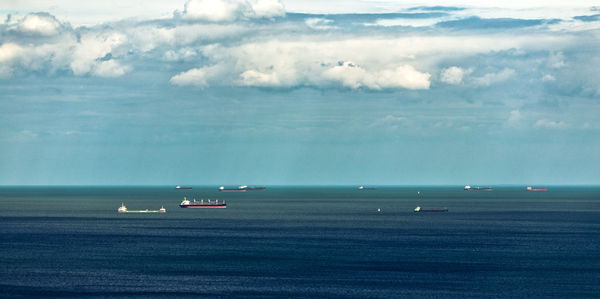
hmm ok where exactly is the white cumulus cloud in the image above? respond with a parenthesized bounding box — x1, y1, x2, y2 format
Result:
(70, 32, 129, 76)
(170, 65, 225, 87)
(365, 18, 443, 28)
(473, 68, 516, 86)
(92, 60, 131, 77)
(440, 66, 472, 85)
(239, 69, 282, 86)
(183, 0, 241, 21)
(13, 13, 63, 36)
(165, 32, 571, 90)
(181, 0, 284, 21)
(535, 119, 567, 129)
(249, 0, 285, 18)
(0, 43, 22, 63)
(324, 62, 430, 90)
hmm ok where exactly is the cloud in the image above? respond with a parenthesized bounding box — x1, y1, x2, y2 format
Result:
(372, 115, 411, 130)
(168, 32, 559, 90)
(365, 17, 445, 28)
(163, 48, 198, 61)
(183, 0, 241, 21)
(181, 0, 284, 21)
(0, 13, 132, 78)
(505, 110, 523, 127)
(1, 4, 598, 97)
(323, 62, 430, 90)
(70, 32, 129, 76)
(440, 66, 472, 84)
(0, 43, 22, 63)
(169, 65, 225, 86)
(249, 0, 285, 18)
(547, 51, 565, 68)
(573, 14, 600, 22)
(239, 69, 282, 86)
(92, 60, 131, 77)
(305, 18, 336, 30)
(473, 68, 515, 86)
(125, 23, 249, 52)
(14, 130, 38, 142)
(12, 13, 64, 36)
(437, 17, 546, 29)
(541, 74, 555, 81)
(535, 119, 567, 129)
(169, 38, 435, 90)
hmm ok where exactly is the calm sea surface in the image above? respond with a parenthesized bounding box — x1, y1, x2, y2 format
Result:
(1, 186, 599, 297)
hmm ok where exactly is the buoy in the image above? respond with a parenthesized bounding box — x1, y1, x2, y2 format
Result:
(377, 208, 381, 212)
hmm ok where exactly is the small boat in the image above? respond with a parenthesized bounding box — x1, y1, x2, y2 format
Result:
(358, 186, 376, 190)
(219, 186, 247, 192)
(414, 206, 448, 212)
(464, 185, 492, 191)
(118, 203, 166, 213)
(526, 186, 547, 191)
(175, 185, 192, 190)
(179, 197, 227, 208)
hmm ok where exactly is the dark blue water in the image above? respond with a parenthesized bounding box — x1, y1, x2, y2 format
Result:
(1, 186, 599, 297)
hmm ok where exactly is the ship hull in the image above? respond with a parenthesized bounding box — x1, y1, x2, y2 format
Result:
(119, 210, 165, 213)
(415, 209, 448, 212)
(179, 205, 227, 208)
(219, 189, 246, 192)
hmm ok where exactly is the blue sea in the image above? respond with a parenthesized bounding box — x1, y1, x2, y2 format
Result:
(1, 186, 599, 297)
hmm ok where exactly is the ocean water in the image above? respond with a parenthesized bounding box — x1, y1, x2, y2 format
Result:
(1, 186, 599, 298)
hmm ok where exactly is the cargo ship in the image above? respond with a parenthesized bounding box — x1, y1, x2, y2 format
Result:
(414, 206, 448, 212)
(526, 186, 547, 191)
(179, 197, 226, 208)
(464, 185, 492, 191)
(175, 185, 192, 190)
(118, 203, 166, 213)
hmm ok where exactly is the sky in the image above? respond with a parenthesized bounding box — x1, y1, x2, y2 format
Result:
(0, 0, 599, 185)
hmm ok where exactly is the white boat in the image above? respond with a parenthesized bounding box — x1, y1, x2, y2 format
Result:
(118, 203, 166, 213)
